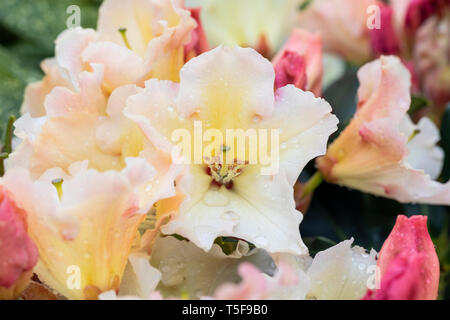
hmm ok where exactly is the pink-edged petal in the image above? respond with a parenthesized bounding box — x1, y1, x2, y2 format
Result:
(82, 42, 145, 91)
(44, 64, 106, 116)
(55, 27, 98, 89)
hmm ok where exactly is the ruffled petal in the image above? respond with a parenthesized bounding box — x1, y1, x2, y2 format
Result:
(306, 239, 377, 300)
(177, 45, 276, 122)
(2, 159, 156, 300)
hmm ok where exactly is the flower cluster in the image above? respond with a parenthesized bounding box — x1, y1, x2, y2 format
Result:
(0, 0, 447, 300)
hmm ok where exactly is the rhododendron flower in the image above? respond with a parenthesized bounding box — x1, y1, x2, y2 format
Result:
(186, 0, 301, 57)
(272, 29, 323, 96)
(1, 159, 160, 300)
(3, 60, 179, 301)
(364, 215, 440, 300)
(84, 0, 196, 88)
(0, 187, 38, 299)
(22, 0, 196, 117)
(317, 56, 449, 204)
(298, 0, 379, 64)
(125, 45, 338, 255)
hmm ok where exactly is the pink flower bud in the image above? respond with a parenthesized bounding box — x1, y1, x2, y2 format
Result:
(363, 215, 440, 300)
(272, 29, 322, 96)
(0, 187, 38, 299)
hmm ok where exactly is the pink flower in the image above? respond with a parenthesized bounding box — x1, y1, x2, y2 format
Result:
(0, 187, 38, 299)
(363, 215, 440, 300)
(272, 29, 322, 96)
(317, 56, 449, 204)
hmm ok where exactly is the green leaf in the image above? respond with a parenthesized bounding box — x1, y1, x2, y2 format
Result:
(0, 45, 42, 133)
(408, 95, 430, 115)
(298, 0, 313, 11)
(0, 0, 98, 52)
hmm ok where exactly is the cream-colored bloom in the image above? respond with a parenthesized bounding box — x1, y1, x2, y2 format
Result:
(125, 46, 338, 255)
(84, 0, 196, 89)
(187, 0, 301, 57)
(317, 55, 449, 204)
(5, 48, 179, 301)
(22, 0, 196, 118)
(298, 0, 378, 64)
(1, 159, 157, 300)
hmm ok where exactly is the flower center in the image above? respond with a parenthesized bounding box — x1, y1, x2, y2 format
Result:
(204, 154, 248, 187)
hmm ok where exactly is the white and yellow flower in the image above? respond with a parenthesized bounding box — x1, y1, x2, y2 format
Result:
(125, 45, 338, 255)
(186, 0, 301, 57)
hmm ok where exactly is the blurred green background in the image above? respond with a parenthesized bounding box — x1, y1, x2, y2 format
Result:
(0, 0, 448, 299)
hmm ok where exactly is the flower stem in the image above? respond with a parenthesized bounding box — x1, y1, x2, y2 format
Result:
(302, 171, 323, 197)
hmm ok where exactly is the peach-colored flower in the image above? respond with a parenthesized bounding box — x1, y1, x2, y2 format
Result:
(272, 29, 323, 96)
(5, 52, 179, 301)
(22, 0, 196, 118)
(298, 0, 379, 64)
(317, 56, 449, 204)
(125, 45, 338, 255)
(84, 0, 196, 89)
(0, 187, 38, 299)
(364, 215, 440, 300)
(1, 159, 159, 300)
